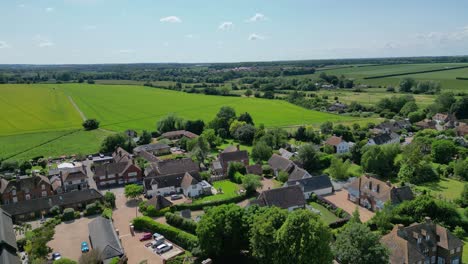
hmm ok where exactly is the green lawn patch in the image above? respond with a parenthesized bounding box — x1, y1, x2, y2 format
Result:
(415, 177, 465, 201)
(309, 202, 340, 225)
(192, 180, 240, 204)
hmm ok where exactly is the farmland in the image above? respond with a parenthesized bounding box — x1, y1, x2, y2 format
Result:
(0, 83, 364, 160)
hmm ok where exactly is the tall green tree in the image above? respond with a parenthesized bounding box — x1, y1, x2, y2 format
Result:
(124, 184, 143, 200)
(332, 221, 389, 264)
(242, 174, 263, 195)
(275, 210, 333, 264)
(297, 143, 321, 172)
(196, 204, 248, 258)
(328, 157, 351, 180)
(431, 139, 457, 164)
(251, 141, 273, 162)
(157, 113, 185, 133)
(100, 133, 128, 153)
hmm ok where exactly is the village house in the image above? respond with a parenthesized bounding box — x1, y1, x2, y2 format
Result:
(367, 132, 400, 146)
(381, 217, 463, 264)
(415, 119, 437, 130)
(112, 147, 132, 163)
(324, 135, 353, 154)
(375, 120, 411, 134)
(278, 148, 294, 159)
(161, 130, 198, 141)
(93, 160, 142, 187)
(456, 122, 468, 137)
(1, 189, 103, 221)
(285, 175, 334, 198)
(0, 174, 54, 205)
(345, 175, 414, 211)
(133, 143, 171, 156)
(61, 168, 88, 192)
(268, 154, 311, 181)
(327, 102, 347, 113)
(144, 158, 210, 197)
(212, 146, 249, 176)
(252, 185, 307, 211)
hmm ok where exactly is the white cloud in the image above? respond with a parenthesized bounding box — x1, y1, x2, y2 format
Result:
(34, 35, 54, 48)
(0, 41, 10, 49)
(118, 49, 135, 54)
(246, 13, 267, 22)
(82, 25, 97, 30)
(45, 7, 54, 12)
(248, 33, 265, 41)
(160, 16, 182, 23)
(218, 22, 234, 31)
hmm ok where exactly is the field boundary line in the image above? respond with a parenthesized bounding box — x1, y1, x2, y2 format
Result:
(68, 95, 87, 121)
(4, 129, 81, 160)
(364, 65, 468, 79)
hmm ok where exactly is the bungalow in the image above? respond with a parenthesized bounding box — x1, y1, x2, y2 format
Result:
(212, 146, 249, 176)
(345, 175, 413, 211)
(252, 185, 306, 211)
(93, 160, 142, 187)
(161, 130, 198, 141)
(88, 217, 124, 263)
(375, 120, 411, 134)
(133, 143, 171, 156)
(0, 208, 20, 264)
(285, 175, 333, 198)
(381, 217, 463, 264)
(324, 135, 352, 154)
(367, 132, 400, 146)
(268, 154, 311, 181)
(327, 102, 347, 113)
(415, 119, 437, 130)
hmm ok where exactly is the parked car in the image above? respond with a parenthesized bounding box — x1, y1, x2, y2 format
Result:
(150, 237, 165, 248)
(51, 253, 61, 260)
(170, 194, 182, 200)
(155, 243, 173, 255)
(81, 242, 89, 253)
(139, 232, 152, 241)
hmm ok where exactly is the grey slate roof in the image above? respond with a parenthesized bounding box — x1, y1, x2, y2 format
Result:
(219, 150, 249, 164)
(94, 162, 133, 177)
(268, 154, 294, 172)
(146, 158, 199, 177)
(0, 209, 20, 264)
(147, 195, 173, 211)
(286, 175, 333, 193)
(88, 217, 124, 261)
(371, 132, 399, 145)
(1, 189, 103, 216)
(254, 185, 306, 209)
(287, 167, 311, 181)
(134, 143, 170, 153)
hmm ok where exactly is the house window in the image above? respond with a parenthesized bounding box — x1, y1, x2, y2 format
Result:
(438, 257, 445, 264)
(426, 235, 430, 241)
(81, 179, 86, 183)
(451, 257, 459, 264)
(450, 249, 455, 254)
(42, 191, 47, 197)
(12, 189, 16, 196)
(456, 247, 460, 253)
(68, 181, 73, 185)
(433, 246, 437, 252)
(418, 237, 422, 244)
(128, 172, 137, 177)
(431, 256, 436, 264)
(25, 194, 31, 200)
(41, 184, 45, 190)
(13, 197, 18, 203)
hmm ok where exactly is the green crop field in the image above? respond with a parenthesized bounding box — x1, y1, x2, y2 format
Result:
(0, 85, 83, 136)
(0, 83, 369, 161)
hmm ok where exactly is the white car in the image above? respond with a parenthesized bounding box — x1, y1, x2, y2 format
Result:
(155, 243, 173, 255)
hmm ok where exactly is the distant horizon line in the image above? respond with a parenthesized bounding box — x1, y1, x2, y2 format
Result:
(1, 54, 468, 66)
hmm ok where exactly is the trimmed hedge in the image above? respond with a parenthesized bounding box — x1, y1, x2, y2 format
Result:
(364, 65, 468, 79)
(165, 212, 198, 234)
(62, 208, 75, 221)
(139, 201, 172, 217)
(172, 194, 248, 211)
(102, 208, 113, 219)
(132, 216, 198, 250)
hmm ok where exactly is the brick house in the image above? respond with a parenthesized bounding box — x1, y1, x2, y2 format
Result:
(94, 161, 142, 188)
(381, 217, 463, 264)
(252, 185, 307, 211)
(345, 175, 414, 211)
(0, 174, 54, 205)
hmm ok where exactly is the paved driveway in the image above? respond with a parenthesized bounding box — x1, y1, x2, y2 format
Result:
(111, 188, 165, 264)
(48, 216, 95, 261)
(322, 190, 375, 222)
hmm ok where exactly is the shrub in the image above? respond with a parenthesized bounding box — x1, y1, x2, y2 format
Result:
(104, 192, 116, 208)
(133, 216, 198, 250)
(84, 202, 102, 216)
(227, 162, 246, 179)
(165, 212, 198, 234)
(173, 194, 247, 211)
(102, 208, 113, 219)
(62, 208, 75, 221)
(54, 258, 77, 264)
(145, 206, 171, 217)
(50, 205, 61, 216)
(74, 211, 81, 219)
(82, 119, 100, 131)
(262, 165, 272, 176)
(108, 257, 120, 264)
(233, 172, 245, 184)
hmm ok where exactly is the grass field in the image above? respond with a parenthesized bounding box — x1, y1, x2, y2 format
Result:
(309, 202, 340, 224)
(193, 180, 240, 204)
(0, 129, 111, 161)
(0, 85, 82, 136)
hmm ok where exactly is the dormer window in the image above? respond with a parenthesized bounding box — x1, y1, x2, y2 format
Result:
(11, 189, 16, 196)
(418, 237, 422, 244)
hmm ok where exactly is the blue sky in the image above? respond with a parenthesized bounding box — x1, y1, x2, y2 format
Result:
(1, 0, 468, 64)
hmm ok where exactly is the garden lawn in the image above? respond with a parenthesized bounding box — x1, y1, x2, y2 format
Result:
(415, 177, 465, 201)
(192, 180, 240, 204)
(309, 202, 340, 225)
